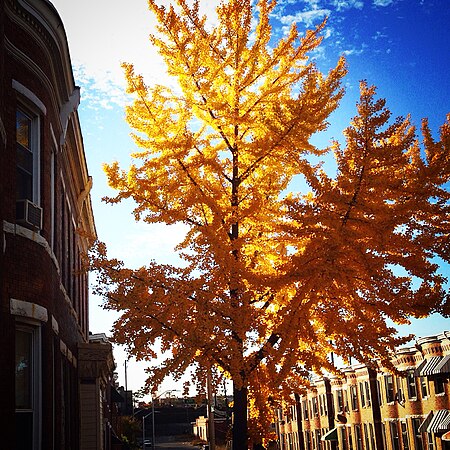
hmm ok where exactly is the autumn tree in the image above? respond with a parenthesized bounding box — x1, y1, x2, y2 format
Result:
(91, 0, 449, 448)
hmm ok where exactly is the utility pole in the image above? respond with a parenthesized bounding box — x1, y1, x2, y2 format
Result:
(125, 359, 128, 391)
(207, 370, 216, 450)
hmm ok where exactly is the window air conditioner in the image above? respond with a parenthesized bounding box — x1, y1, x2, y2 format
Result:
(16, 199, 43, 230)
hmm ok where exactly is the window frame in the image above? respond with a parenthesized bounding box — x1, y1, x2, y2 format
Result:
(354, 425, 363, 450)
(16, 105, 41, 205)
(427, 432, 435, 450)
(15, 321, 42, 450)
(390, 421, 400, 450)
(385, 374, 395, 403)
(400, 420, 409, 450)
(406, 370, 417, 399)
(365, 380, 371, 407)
(359, 382, 366, 408)
(420, 376, 428, 399)
(411, 418, 424, 450)
(350, 385, 358, 410)
(336, 389, 344, 412)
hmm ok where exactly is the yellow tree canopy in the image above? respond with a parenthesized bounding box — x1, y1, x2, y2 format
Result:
(91, 0, 449, 447)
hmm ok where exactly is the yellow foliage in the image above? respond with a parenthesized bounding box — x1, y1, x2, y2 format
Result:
(91, 0, 449, 446)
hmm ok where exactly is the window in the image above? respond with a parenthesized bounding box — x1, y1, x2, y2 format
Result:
(363, 423, 371, 450)
(368, 423, 376, 450)
(302, 400, 309, 420)
(350, 385, 358, 410)
(50, 146, 56, 249)
(304, 431, 311, 450)
(385, 374, 395, 403)
(365, 381, 371, 407)
(406, 371, 417, 399)
(15, 324, 41, 450)
(411, 418, 424, 450)
(348, 428, 354, 450)
(344, 389, 349, 412)
(396, 377, 404, 403)
(390, 422, 400, 450)
(16, 108, 40, 204)
(315, 430, 321, 450)
(339, 426, 348, 450)
(359, 382, 366, 408)
(400, 421, 409, 450)
(434, 376, 445, 395)
(354, 425, 363, 450)
(427, 433, 435, 450)
(420, 377, 428, 399)
(291, 404, 297, 422)
(336, 390, 344, 412)
(312, 397, 318, 417)
(377, 379, 383, 405)
(381, 423, 388, 450)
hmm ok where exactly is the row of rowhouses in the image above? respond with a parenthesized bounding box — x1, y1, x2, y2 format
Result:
(0, 0, 123, 448)
(275, 331, 450, 450)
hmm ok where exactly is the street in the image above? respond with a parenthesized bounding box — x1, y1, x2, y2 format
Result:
(151, 436, 197, 450)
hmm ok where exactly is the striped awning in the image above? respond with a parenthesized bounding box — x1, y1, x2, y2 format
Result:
(418, 412, 433, 433)
(420, 357, 443, 376)
(433, 355, 450, 375)
(321, 428, 338, 441)
(427, 410, 450, 433)
(439, 411, 450, 432)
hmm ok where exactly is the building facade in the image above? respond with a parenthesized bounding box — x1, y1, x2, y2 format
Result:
(0, 0, 102, 448)
(276, 332, 450, 450)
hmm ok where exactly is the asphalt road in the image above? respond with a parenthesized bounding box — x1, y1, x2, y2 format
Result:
(152, 436, 198, 450)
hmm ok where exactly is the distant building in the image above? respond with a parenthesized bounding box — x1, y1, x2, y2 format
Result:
(79, 333, 125, 450)
(0, 0, 121, 448)
(275, 331, 450, 450)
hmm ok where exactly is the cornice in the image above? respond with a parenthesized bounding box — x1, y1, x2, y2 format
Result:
(6, 0, 75, 95)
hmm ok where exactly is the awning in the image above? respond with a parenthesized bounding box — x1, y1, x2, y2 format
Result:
(420, 357, 443, 376)
(440, 412, 450, 431)
(321, 428, 338, 441)
(427, 410, 450, 433)
(433, 355, 450, 375)
(418, 412, 433, 433)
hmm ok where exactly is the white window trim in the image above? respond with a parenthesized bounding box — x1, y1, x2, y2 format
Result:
(49, 123, 59, 250)
(13, 80, 46, 207)
(17, 105, 41, 205)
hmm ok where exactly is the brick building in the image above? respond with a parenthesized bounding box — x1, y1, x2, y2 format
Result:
(0, 0, 121, 448)
(276, 331, 450, 450)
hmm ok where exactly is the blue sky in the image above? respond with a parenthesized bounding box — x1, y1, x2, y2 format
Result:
(51, 0, 449, 395)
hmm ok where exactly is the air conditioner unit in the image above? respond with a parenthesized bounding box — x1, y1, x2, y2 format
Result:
(16, 199, 43, 230)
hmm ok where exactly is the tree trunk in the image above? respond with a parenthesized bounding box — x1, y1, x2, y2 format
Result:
(232, 383, 248, 450)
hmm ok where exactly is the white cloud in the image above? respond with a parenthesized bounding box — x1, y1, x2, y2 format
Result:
(332, 0, 364, 11)
(372, 30, 389, 40)
(342, 45, 366, 56)
(279, 8, 331, 27)
(373, 0, 394, 6)
(51, 0, 221, 108)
